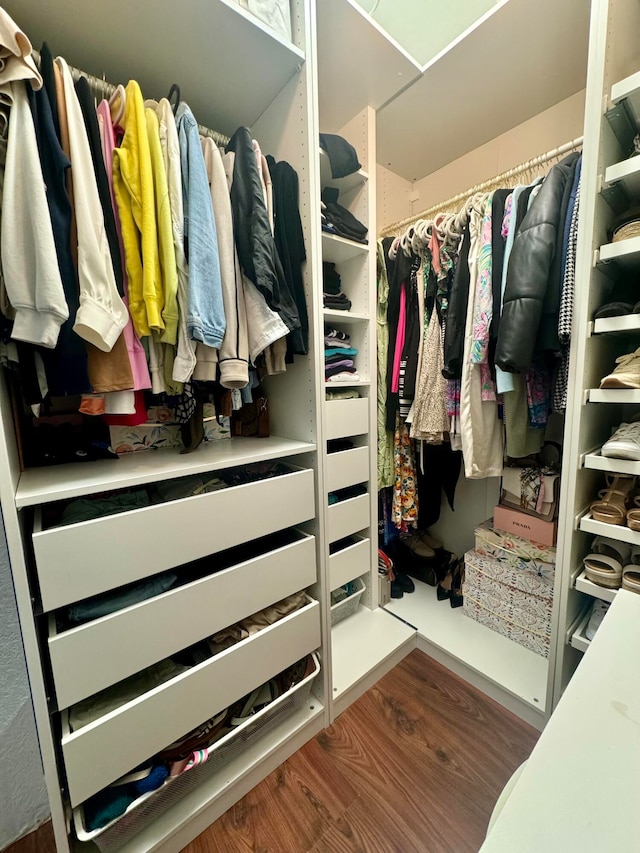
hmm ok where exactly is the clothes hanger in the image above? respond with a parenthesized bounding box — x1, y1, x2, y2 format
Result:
(109, 83, 126, 124)
(168, 83, 181, 115)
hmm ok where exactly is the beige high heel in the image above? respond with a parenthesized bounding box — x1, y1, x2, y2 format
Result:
(627, 496, 640, 531)
(590, 474, 636, 525)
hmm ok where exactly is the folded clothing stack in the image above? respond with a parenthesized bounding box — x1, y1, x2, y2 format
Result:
(321, 188, 367, 244)
(325, 327, 359, 383)
(323, 261, 352, 311)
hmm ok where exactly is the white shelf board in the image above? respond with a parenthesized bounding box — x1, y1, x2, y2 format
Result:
(15, 436, 316, 508)
(323, 308, 369, 324)
(4, 0, 303, 138)
(324, 380, 370, 388)
(322, 233, 369, 264)
(604, 156, 640, 198)
(117, 701, 324, 853)
(598, 235, 640, 271)
(579, 512, 640, 546)
(319, 148, 368, 194)
(569, 608, 591, 653)
(593, 313, 640, 334)
(574, 569, 618, 603)
(331, 606, 415, 702)
(385, 581, 548, 713)
(611, 69, 640, 118)
(587, 388, 640, 403)
(584, 450, 640, 476)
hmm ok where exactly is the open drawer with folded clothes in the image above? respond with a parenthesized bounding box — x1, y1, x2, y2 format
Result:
(72, 652, 320, 848)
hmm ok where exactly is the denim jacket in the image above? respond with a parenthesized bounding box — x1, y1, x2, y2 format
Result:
(176, 103, 225, 349)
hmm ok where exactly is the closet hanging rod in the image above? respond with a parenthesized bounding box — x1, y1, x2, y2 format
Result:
(380, 136, 584, 237)
(31, 49, 230, 146)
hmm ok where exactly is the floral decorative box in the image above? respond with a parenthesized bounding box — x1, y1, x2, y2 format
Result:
(465, 548, 553, 599)
(464, 564, 553, 622)
(462, 596, 550, 658)
(474, 519, 555, 582)
(110, 405, 230, 455)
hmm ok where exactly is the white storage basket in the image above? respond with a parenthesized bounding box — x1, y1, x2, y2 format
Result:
(330, 577, 365, 626)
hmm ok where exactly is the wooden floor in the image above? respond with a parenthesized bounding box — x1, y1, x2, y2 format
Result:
(7, 650, 538, 853)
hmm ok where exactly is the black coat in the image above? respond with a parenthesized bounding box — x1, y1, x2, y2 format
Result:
(495, 152, 580, 374)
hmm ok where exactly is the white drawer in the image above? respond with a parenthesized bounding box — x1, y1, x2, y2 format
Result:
(325, 398, 368, 440)
(33, 466, 315, 611)
(329, 536, 370, 591)
(61, 598, 320, 807)
(48, 531, 316, 710)
(327, 493, 370, 543)
(326, 447, 369, 493)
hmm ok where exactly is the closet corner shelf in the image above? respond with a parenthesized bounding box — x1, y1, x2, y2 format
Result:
(321, 233, 369, 264)
(384, 581, 548, 716)
(319, 149, 369, 194)
(579, 512, 640, 546)
(15, 436, 317, 508)
(604, 156, 640, 198)
(331, 606, 415, 709)
(322, 308, 369, 324)
(569, 608, 592, 654)
(597, 236, 640, 272)
(611, 69, 640, 119)
(574, 569, 618, 604)
(587, 388, 640, 403)
(592, 313, 640, 335)
(583, 450, 640, 476)
(324, 380, 371, 388)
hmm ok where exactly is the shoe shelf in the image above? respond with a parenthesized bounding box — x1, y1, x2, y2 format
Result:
(319, 148, 368, 194)
(568, 607, 592, 654)
(574, 569, 618, 604)
(583, 450, 640, 477)
(14, 436, 317, 508)
(587, 388, 640, 403)
(322, 308, 369, 323)
(579, 512, 640, 547)
(591, 314, 640, 335)
(321, 233, 369, 264)
(604, 156, 640, 199)
(597, 235, 640, 272)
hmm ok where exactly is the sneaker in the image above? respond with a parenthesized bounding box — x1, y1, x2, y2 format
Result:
(600, 348, 640, 389)
(585, 600, 609, 641)
(601, 422, 640, 461)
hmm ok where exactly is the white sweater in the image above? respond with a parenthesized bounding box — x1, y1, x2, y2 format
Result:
(56, 57, 128, 353)
(2, 80, 68, 348)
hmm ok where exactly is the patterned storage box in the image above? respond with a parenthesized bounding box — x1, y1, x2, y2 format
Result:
(109, 404, 230, 455)
(474, 519, 556, 582)
(462, 596, 550, 658)
(463, 550, 552, 658)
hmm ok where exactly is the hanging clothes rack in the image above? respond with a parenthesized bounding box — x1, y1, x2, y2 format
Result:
(380, 136, 583, 238)
(30, 49, 229, 145)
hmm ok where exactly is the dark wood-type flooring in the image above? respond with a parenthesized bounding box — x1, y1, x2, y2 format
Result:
(8, 650, 538, 853)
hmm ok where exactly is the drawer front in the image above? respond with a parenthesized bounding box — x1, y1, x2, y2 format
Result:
(49, 533, 317, 709)
(327, 494, 370, 543)
(61, 599, 320, 807)
(34, 467, 315, 611)
(325, 398, 368, 440)
(326, 447, 370, 493)
(330, 536, 370, 591)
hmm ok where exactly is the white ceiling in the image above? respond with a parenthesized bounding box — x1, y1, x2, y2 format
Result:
(377, 0, 590, 180)
(318, 0, 590, 183)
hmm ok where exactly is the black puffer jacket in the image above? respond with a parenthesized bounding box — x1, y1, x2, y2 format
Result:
(495, 152, 580, 373)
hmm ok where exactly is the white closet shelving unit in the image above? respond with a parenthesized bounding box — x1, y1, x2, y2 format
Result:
(552, 0, 640, 707)
(317, 103, 415, 717)
(0, 1, 332, 852)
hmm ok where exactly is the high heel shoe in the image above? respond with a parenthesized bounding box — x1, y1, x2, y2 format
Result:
(436, 553, 458, 601)
(449, 559, 464, 609)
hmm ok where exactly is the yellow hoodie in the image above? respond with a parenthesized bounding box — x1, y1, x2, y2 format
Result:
(145, 107, 179, 346)
(112, 80, 163, 338)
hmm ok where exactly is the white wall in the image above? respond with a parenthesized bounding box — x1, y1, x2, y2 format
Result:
(377, 89, 586, 233)
(0, 510, 49, 849)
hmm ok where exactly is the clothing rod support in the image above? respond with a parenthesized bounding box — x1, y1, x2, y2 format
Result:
(381, 136, 584, 237)
(31, 49, 229, 145)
